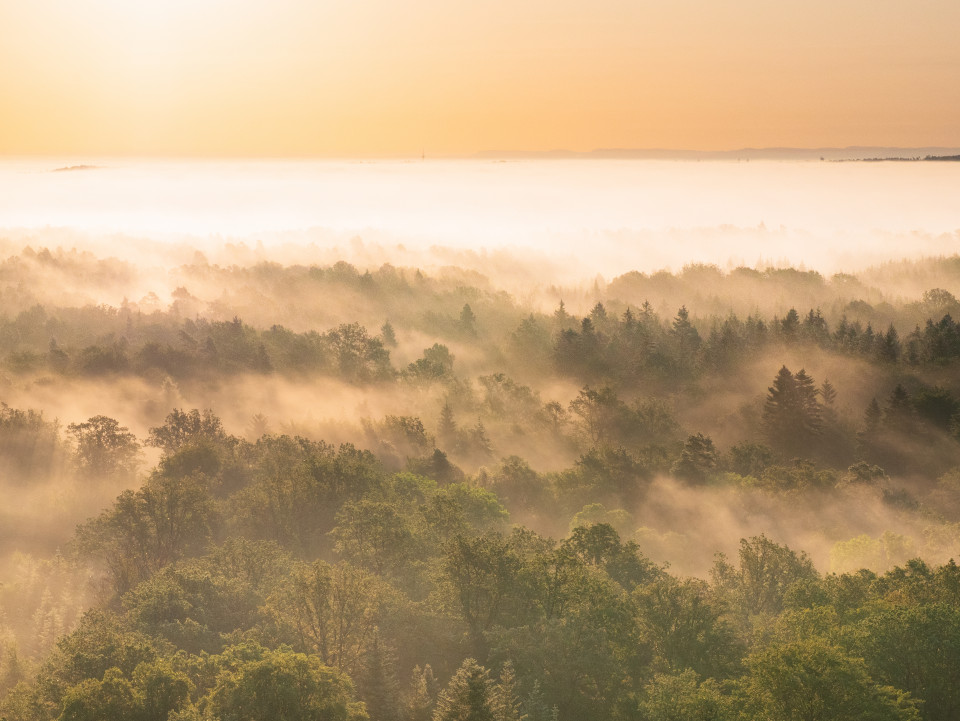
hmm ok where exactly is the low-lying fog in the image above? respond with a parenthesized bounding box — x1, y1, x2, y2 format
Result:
(1, 157, 960, 582)
(2, 158, 958, 284)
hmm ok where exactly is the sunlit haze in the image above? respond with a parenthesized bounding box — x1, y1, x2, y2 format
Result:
(2, 158, 959, 283)
(2, 0, 960, 155)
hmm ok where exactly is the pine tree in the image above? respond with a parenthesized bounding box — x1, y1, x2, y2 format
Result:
(381, 321, 398, 348)
(671, 433, 718, 484)
(465, 419, 493, 460)
(523, 682, 551, 721)
(763, 366, 798, 448)
(460, 305, 477, 335)
(860, 323, 876, 355)
(820, 379, 838, 424)
(820, 379, 837, 407)
(763, 366, 821, 455)
(834, 315, 850, 346)
(794, 368, 822, 436)
(856, 397, 883, 460)
(780, 308, 800, 339)
(491, 662, 524, 721)
(438, 403, 458, 450)
(589, 302, 607, 327)
(359, 630, 400, 721)
(884, 384, 915, 433)
(670, 306, 701, 376)
(406, 665, 437, 721)
(433, 659, 494, 721)
(553, 301, 570, 327)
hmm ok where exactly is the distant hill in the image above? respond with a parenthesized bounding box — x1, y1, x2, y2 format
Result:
(475, 146, 960, 161)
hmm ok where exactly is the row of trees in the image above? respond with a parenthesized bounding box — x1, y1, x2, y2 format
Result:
(7, 298, 960, 390)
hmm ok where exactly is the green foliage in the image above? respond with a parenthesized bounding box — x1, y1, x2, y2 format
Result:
(637, 670, 733, 721)
(77, 472, 216, 595)
(0, 404, 66, 484)
(671, 433, 718, 484)
(852, 603, 960, 721)
(66, 415, 141, 481)
(712, 535, 818, 618)
(762, 366, 822, 456)
(633, 577, 741, 678)
(147, 409, 226, 456)
(10, 253, 960, 721)
(206, 644, 368, 721)
(433, 658, 493, 721)
(742, 638, 920, 721)
(406, 344, 455, 383)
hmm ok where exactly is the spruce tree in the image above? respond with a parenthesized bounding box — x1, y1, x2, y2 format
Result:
(820, 379, 837, 408)
(670, 306, 701, 376)
(820, 379, 838, 425)
(405, 665, 437, 721)
(671, 433, 718, 484)
(381, 321, 398, 348)
(794, 368, 822, 436)
(856, 398, 883, 460)
(491, 662, 524, 721)
(438, 403, 458, 450)
(359, 631, 400, 721)
(460, 305, 477, 335)
(878, 324, 901, 362)
(763, 366, 821, 456)
(763, 366, 798, 450)
(523, 682, 551, 721)
(884, 384, 915, 433)
(780, 308, 800, 339)
(433, 659, 494, 721)
(553, 301, 570, 328)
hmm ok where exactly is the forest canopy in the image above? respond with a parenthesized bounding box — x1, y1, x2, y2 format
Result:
(3, 242, 960, 720)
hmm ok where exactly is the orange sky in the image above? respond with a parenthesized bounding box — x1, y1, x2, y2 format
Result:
(2, 0, 959, 156)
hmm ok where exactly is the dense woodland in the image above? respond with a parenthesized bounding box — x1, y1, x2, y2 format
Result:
(3, 243, 960, 720)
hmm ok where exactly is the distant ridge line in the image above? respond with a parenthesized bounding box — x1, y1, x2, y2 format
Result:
(475, 146, 960, 161)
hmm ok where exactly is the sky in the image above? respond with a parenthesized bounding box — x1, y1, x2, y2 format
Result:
(1, 0, 959, 157)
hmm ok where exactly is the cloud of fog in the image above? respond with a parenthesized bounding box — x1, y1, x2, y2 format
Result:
(2, 158, 959, 287)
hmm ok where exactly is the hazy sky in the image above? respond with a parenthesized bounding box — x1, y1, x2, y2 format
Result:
(2, 0, 959, 156)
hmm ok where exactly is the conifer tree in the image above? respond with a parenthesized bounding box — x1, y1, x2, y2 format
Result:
(820, 379, 837, 408)
(523, 682, 552, 721)
(381, 321, 398, 348)
(670, 306, 701, 376)
(763, 366, 799, 448)
(794, 369, 822, 436)
(884, 384, 915, 433)
(671, 433, 718, 484)
(433, 659, 494, 721)
(780, 308, 800, 339)
(553, 301, 570, 327)
(460, 305, 477, 335)
(820, 379, 838, 425)
(589, 302, 607, 327)
(359, 630, 400, 721)
(491, 662, 524, 721)
(405, 665, 437, 721)
(762, 366, 821, 456)
(438, 403, 458, 449)
(878, 324, 901, 362)
(856, 398, 883, 460)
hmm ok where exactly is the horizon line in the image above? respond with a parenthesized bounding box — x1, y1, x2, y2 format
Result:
(4, 145, 960, 162)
